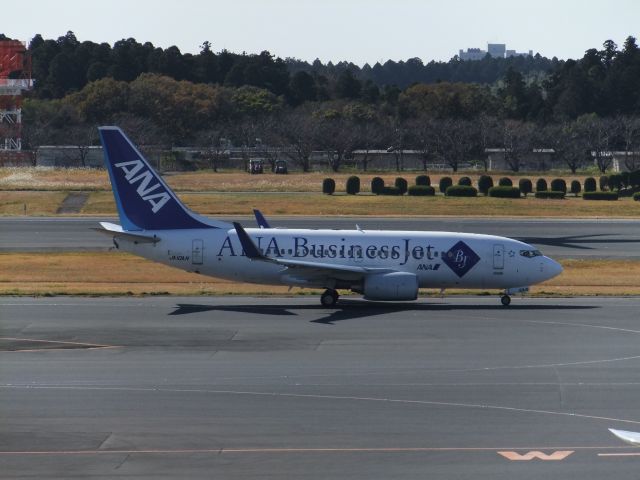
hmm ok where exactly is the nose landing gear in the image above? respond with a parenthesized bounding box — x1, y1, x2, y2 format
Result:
(320, 289, 339, 307)
(501, 294, 511, 306)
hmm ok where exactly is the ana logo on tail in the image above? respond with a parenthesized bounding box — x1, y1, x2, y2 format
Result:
(115, 160, 171, 213)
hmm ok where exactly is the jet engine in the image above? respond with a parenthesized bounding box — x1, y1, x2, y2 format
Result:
(363, 272, 419, 301)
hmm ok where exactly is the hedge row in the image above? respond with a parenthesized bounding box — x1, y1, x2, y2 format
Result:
(488, 186, 521, 198)
(583, 191, 619, 201)
(322, 175, 633, 200)
(535, 190, 565, 199)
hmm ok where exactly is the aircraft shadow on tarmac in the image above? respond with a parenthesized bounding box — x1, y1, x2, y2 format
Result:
(517, 234, 640, 250)
(170, 301, 598, 325)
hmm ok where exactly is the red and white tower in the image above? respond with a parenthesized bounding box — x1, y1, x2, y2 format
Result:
(0, 40, 33, 156)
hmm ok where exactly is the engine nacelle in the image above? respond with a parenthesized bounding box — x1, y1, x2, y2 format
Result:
(363, 272, 419, 301)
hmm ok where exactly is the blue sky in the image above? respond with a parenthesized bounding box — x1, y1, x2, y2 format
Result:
(6, 0, 640, 65)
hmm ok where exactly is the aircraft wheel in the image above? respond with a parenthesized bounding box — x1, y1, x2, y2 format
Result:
(501, 295, 511, 307)
(320, 289, 339, 307)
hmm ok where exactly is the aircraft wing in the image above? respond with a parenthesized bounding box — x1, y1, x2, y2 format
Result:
(93, 222, 160, 244)
(609, 428, 640, 446)
(233, 222, 392, 281)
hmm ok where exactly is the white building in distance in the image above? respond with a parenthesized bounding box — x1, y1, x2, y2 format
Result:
(458, 43, 532, 61)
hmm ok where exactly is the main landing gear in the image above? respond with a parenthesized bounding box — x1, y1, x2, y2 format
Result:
(501, 294, 511, 307)
(320, 289, 339, 307)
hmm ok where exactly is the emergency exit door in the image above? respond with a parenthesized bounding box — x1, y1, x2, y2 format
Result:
(192, 239, 203, 265)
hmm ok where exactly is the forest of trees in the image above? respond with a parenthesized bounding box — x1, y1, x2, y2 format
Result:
(6, 32, 640, 172)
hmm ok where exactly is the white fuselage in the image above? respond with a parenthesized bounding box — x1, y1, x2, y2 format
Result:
(117, 227, 561, 291)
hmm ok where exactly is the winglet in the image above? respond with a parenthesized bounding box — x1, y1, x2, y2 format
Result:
(233, 222, 264, 259)
(253, 209, 271, 229)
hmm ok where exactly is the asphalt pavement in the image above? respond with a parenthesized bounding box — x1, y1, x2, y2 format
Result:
(2, 296, 640, 479)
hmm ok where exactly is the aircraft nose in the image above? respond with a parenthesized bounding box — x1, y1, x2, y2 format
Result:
(544, 257, 563, 280)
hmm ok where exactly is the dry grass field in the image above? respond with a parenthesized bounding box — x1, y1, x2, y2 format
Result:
(2, 167, 637, 218)
(1, 189, 638, 217)
(0, 252, 636, 297)
(0, 167, 597, 193)
(81, 191, 640, 217)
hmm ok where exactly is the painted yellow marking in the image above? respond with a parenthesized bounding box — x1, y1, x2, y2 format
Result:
(498, 450, 574, 461)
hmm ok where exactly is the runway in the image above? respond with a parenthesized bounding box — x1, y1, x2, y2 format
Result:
(2, 296, 640, 479)
(1, 216, 640, 258)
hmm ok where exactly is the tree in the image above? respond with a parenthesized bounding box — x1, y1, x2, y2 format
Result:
(574, 114, 615, 173)
(276, 109, 318, 172)
(334, 69, 361, 99)
(618, 116, 640, 171)
(500, 120, 535, 172)
(196, 127, 230, 172)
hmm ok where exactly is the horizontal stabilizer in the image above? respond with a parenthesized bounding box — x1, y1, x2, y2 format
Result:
(93, 222, 160, 244)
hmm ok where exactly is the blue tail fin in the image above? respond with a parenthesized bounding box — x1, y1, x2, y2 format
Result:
(99, 127, 229, 231)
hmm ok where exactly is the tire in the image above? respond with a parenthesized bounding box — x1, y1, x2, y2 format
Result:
(501, 295, 511, 307)
(320, 289, 338, 307)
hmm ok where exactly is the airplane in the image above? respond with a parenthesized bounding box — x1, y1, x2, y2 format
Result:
(94, 126, 563, 307)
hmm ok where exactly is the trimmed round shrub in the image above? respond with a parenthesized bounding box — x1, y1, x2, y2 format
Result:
(536, 178, 548, 192)
(371, 177, 385, 195)
(519, 178, 533, 196)
(408, 185, 435, 196)
(633, 192, 640, 201)
(584, 177, 597, 192)
(446, 185, 478, 197)
(599, 175, 609, 191)
(439, 176, 453, 194)
(458, 176, 472, 186)
(535, 191, 565, 199)
(322, 178, 335, 195)
(478, 175, 494, 195)
(570, 180, 581, 196)
(550, 178, 567, 194)
(583, 191, 619, 201)
(498, 177, 513, 187)
(608, 173, 622, 191)
(379, 186, 402, 196)
(395, 177, 408, 195)
(415, 175, 431, 186)
(346, 175, 360, 195)
(488, 186, 521, 198)
(630, 170, 640, 188)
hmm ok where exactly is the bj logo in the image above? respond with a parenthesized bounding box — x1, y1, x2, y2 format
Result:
(442, 241, 480, 277)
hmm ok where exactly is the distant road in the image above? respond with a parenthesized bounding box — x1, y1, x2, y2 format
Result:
(1, 216, 639, 259)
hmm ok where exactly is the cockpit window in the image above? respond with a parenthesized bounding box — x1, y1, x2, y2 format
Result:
(520, 249, 542, 258)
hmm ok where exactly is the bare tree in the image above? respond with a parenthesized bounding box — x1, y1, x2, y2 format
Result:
(64, 125, 99, 167)
(545, 122, 586, 173)
(575, 114, 616, 173)
(618, 116, 640, 171)
(435, 119, 478, 172)
(477, 114, 499, 171)
(406, 117, 439, 172)
(316, 116, 358, 172)
(195, 127, 230, 172)
(352, 121, 382, 172)
(276, 110, 319, 172)
(500, 120, 535, 172)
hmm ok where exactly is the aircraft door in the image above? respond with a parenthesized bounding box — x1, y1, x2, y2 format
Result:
(192, 239, 203, 265)
(493, 244, 504, 269)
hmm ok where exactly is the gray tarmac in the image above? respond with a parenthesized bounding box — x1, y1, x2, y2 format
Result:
(2, 295, 640, 479)
(2, 216, 640, 258)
